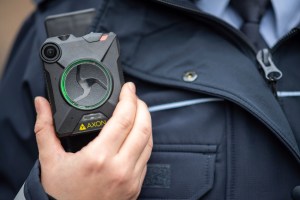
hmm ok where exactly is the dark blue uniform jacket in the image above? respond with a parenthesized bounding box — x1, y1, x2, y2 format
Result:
(1, 0, 300, 199)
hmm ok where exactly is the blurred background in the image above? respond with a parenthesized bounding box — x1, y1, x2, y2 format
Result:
(0, 0, 35, 78)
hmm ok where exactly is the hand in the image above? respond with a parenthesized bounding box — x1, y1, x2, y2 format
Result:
(34, 82, 153, 200)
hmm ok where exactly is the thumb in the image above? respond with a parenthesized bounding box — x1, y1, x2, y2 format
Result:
(34, 97, 64, 161)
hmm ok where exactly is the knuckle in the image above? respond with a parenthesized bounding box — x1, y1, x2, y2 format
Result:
(95, 156, 106, 169)
(94, 155, 107, 170)
(138, 99, 149, 111)
(112, 171, 139, 199)
(127, 91, 137, 102)
(139, 100, 148, 109)
(84, 153, 107, 172)
(38, 153, 48, 165)
(138, 100, 152, 122)
(34, 121, 45, 134)
(117, 114, 134, 130)
(127, 182, 140, 198)
(147, 137, 154, 150)
(34, 119, 51, 134)
(140, 124, 152, 137)
(120, 94, 136, 108)
(113, 97, 137, 130)
(34, 122, 42, 134)
(111, 158, 140, 197)
(113, 167, 131, 185)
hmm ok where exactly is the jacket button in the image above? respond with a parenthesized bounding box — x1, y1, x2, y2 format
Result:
(292, 186, 300, 200)
(183, 71, 198, 82)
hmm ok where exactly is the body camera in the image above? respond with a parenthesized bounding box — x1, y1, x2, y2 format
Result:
(40, 32, 124, 137)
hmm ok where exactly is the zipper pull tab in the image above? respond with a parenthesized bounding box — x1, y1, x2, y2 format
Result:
(256, 49, 283, 97)
(257, 49, 282, 81)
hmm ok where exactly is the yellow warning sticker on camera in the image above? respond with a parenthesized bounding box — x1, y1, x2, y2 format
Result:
(77, 120, 107, 132)
(79, 124, 87, 131)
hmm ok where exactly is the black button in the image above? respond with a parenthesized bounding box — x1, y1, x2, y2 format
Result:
(58, 34, 70, 41)
(292, 186, 300, 200)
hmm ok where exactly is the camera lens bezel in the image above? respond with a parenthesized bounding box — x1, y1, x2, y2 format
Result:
(60, 59, 113, 111)
(40, 42, 61, 63)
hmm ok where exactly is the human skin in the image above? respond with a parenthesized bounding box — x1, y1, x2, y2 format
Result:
(34, 82, 153, 200)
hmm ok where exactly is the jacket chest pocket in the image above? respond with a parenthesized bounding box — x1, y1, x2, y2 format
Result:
(139, 144, 216, 200)
(137, 96, 225, 199)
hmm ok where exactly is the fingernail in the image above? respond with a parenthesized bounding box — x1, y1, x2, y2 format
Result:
(34, 97, 41, 114)
(127, 82, 136, 94)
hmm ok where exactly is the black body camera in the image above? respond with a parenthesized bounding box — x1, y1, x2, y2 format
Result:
(40, 32, 124, 138)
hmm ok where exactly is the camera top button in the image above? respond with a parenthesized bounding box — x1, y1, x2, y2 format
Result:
(83, 32, 103, 43)
(58, 34, 70, 41)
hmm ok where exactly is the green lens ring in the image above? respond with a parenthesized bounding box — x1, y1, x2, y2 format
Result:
(60, 59, 113, 110)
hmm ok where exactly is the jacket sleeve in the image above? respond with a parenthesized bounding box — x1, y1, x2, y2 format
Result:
(0, 10, 41, 200)
(0, 0, 105, 199)
(15, 161, 50, 200)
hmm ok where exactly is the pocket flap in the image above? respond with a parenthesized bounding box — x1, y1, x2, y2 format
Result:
(139, 144, 217, 200)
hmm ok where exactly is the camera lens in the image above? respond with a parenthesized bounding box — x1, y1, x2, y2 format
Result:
(44, 46, 57, 59)
(40, 43, 61, 63)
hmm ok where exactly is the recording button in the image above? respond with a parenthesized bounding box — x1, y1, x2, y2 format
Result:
(82, 113, 107, 121)
(58, 34, 70, 41)
(83, 32, 102, 43)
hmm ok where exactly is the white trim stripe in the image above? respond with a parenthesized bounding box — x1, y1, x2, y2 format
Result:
(14, 184, 26, 200)
(148, 98, 223, 113)
(277, 91, 300, 97)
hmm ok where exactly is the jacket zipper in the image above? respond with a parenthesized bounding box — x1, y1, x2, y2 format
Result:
(256, 28, 299, 97)
(256, 49, 282, 98)
(271, 28, 299, 53)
